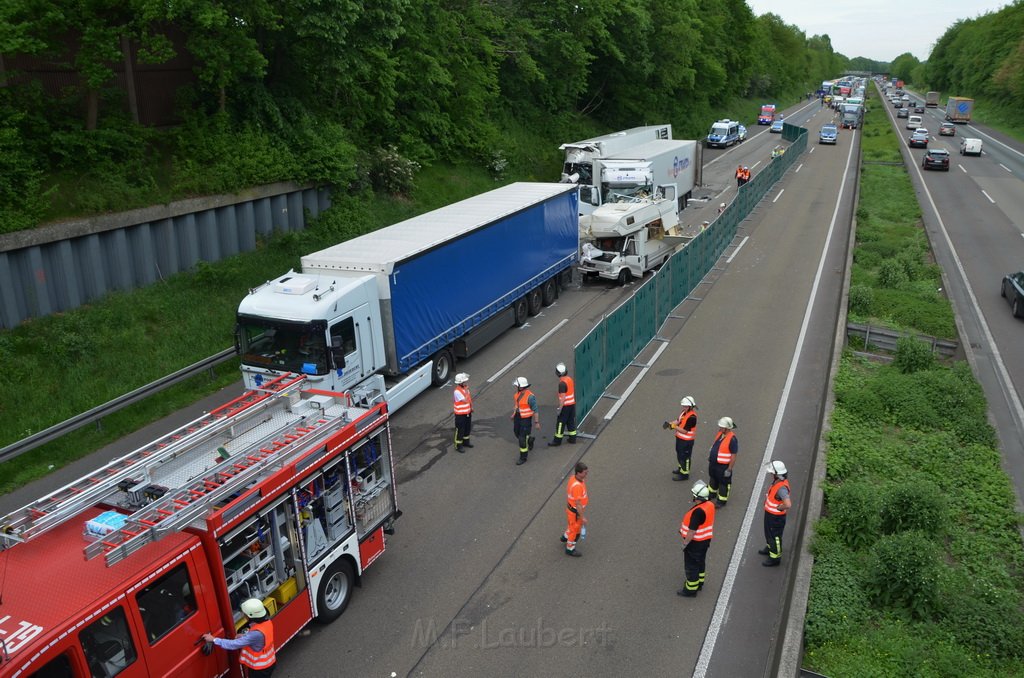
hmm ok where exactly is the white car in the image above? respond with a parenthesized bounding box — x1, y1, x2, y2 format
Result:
(960, 138, 983, 156)
(906, 115, 922, 129)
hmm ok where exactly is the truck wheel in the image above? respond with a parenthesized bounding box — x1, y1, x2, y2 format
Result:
(1014, 298, 1020, 318)
(315, 558, 355, 624)
(617, 269, 632, 286)
(558, 269, 573, 288)
(542, 279, 557, 306)
(513, 297, 529, 326)
(527, 288, 543, 316)
(431, 349, 454, 386)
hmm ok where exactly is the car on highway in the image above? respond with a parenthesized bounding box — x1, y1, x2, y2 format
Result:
(939, 122, 956, 136)
(906, 115, 923, 129)
(819, 124, 839, 144)
(770, 119, 784, 133)
(738, 124, 748, 142)
(908, 128, 930, 148)
(914, 104, 925, 114)
(1001, 271, 1024, 317)
(960, 138, 983, 156)
(897, 108, 909, 119)
(921, 148, 950, 171)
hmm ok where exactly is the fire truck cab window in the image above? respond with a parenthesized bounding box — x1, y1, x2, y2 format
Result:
(135, 563, 197, 644)
(28, 653, 73, 678)
(79, 607, 138, 677)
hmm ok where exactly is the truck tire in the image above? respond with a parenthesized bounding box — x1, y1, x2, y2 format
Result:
(527, 288, 543, 316)
(513, 297, 529, 326)
(315, 558, 355, 624)
(542, 279, 557, 306)
(1014, 298, 1020, 318)
(431, 349, 454, 386)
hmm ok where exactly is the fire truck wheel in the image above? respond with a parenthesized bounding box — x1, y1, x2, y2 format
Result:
(316, 558, 355, 624)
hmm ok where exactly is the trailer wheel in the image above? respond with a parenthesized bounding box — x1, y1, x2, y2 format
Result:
(315, 558, 355, 624)
(513, 297, 529, 326)
(431, 349, 454, 386)
(542, 279, 557, 306)
(527, 288, 543, 316)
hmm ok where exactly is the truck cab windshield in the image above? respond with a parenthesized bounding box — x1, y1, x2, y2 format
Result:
(238, 318, 328, 375)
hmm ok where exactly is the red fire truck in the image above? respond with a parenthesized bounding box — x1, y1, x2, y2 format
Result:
(0, 373, 399, 677)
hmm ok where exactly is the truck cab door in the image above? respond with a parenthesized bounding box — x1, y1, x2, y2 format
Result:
(623, 236, 641, 275)
(329, 306, 376, 392)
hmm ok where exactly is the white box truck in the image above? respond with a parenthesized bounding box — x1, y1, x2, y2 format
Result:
(598, 139, 702, 216)
(560, 125, 672, 214)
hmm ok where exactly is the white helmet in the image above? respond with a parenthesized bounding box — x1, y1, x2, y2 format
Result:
(241, 598, 268, 619)
(555, 362, 568, 376)
(717, 416, 736, 430)
(454, 373, 469, 385)
(691, 479, 710, 501)
(766, 460, 788, 476)
(680, 396, 696, 408)
(513, 376, 530, 389)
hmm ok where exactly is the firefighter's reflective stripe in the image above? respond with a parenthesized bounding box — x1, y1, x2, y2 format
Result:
(559, 376, 576, 406)
(764, 479, 790, 515)
(675, 410, 696, 441)
(516, 390, 535, 418)
(454, 385, 472, 415)
(680, 501, 715, 541)
(712, 431, 736, 464)
(239, 620, 276, 670)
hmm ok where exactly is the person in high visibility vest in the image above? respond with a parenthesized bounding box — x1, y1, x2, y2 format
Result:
(547, 362, 577, 446)
(735, 164, 744, 188)
(453, 373, 474, 453)
(511, 376, 540, 465)
(707, 417, 738, 507)
(678, 480, 715, 597)
(760, 460, 792, 567)
(665, 396, 698, 480)
(561, 461, 589, 557)
(203, 598, 276, 676)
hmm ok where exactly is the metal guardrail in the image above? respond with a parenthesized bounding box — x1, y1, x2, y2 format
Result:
(846, 322, 958, 357)
(0, 348, 237, 464)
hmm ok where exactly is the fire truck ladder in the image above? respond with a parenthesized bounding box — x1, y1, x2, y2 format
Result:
(0, 373, 306, 547)
(86, 405, 345, 566)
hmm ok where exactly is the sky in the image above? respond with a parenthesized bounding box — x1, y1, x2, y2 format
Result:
(744, 0, 1012, 63)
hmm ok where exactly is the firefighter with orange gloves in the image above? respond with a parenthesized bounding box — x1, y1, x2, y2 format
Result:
(561, 461, 589, 557)
(707, 417, 738, 507)
(664, 396, 698, 481)
(678, 480, 715, 597)
(511, 376, 540, 465)
(203, 598, 276, 677)
(548, 362, 577, 446)
(760, 460, 792, 567)
(453, 373, 474, 453)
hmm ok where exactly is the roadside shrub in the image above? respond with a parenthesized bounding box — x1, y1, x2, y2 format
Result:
(365, 145, 422, 196)
(879, 479, 947, 537)
(804, 542, 874, 649)
(848, 284, 874, 315)
(825, 479, 882, 550)
(867, 530, 940, 618)
(893, 336, 934, 373)
(878, 259, 909, 288)
(938, 573, 1024, 661)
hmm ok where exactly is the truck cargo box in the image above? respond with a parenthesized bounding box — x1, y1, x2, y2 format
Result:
(300, 183, 579, 374)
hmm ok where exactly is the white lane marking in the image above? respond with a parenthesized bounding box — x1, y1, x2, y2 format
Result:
(999, 163, 1012, 173)
(603, 341, 670, 421)
(809, 147, 815, 154)
(981, 190, 996, 204)
(751, 161, 762, 170)
(773, 189, 785, 203)
(693, 116, 858, 678)
(959, 165, 967, 173)
(487, 318, 570, 384)
(726, 236, 750, 264)
(795, 163, 804, 173)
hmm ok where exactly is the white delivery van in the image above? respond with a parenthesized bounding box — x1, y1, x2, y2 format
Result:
(959, 138, 983, 156)
(906, 115, 923, 129)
